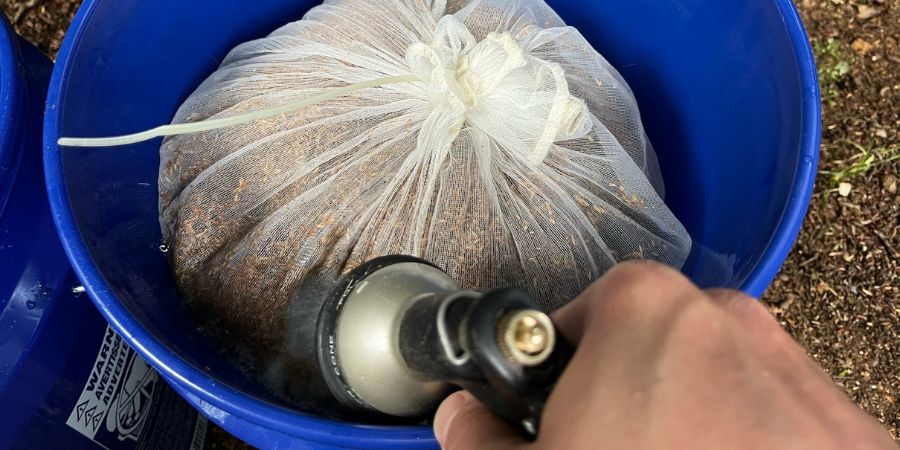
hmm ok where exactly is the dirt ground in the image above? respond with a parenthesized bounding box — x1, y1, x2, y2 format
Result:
(2, 0, 896, 447)
(762, 0, 900, 440)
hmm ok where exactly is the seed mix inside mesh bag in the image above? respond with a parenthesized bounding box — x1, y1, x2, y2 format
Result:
(158, 0, 691, 404)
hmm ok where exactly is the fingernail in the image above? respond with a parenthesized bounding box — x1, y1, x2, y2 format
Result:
(434, 391, 469, 444)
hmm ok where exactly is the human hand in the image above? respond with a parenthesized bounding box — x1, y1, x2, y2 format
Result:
(434, 262, 897, 450)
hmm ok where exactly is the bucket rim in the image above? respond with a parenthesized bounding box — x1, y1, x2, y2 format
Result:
(43, 0, 821, 447)
(0, 15, 27, 218)
(737, 0, 821, 297)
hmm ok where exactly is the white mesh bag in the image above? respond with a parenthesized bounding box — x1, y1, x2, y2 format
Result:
(157, 0, 691, 401)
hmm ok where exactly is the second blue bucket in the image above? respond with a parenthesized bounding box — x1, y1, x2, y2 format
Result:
(43, 1, 821, 448)
(0, 15, 207, 450)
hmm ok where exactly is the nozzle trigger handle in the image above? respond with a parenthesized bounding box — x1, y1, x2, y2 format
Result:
(459, 288, 575, 439)
(397, 286, 574, 438)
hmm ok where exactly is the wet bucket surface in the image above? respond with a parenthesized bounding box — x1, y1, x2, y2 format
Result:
(44, 1, 820, 448)
(0, 16, 208, 450)
(0, 13, 68, 443)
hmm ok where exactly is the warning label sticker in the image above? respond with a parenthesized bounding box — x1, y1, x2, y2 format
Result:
(66, 325, 207, 450)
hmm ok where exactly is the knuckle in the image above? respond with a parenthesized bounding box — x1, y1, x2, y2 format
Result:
(574, 262, 706, 336)
(705, 288, 753, 303)
(707, 288, 784, 334)
(603, 260, 687, 290)
(592, 261, 697, 310)
(678, 298, 730, 336)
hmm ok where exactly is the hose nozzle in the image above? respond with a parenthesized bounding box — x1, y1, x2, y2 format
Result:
(499, 310, 555, 366)
(315, 255, 574, 439)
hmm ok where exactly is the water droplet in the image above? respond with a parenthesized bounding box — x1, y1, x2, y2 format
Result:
(159, 243, 170, 253)
(801, 156, 813, 166)
(25, 300, 36, 310)
(32, 282, 49, 298)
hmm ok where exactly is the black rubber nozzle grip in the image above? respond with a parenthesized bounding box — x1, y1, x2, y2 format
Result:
(460, 289, 575, 438)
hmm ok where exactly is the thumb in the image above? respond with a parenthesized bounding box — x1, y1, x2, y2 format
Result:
(433, 391, 524, 450)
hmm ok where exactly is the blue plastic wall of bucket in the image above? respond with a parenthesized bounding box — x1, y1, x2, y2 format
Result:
(43, 1, 821, 448)
(0, 17, 208, 449)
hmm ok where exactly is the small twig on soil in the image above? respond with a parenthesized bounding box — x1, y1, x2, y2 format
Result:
(12, 0, 45, 25)
(799, 254, 820, 267)
(872, 230, 900, 260)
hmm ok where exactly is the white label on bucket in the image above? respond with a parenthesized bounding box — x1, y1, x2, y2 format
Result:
(66, 325, 153, 443)
(65, 325, 208, 450)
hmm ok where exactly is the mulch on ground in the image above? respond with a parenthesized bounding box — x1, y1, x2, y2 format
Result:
(762, 0, 899, 440)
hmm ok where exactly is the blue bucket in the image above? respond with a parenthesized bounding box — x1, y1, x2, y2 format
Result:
(0, 17, 207, 450)
(43, 1, 821, 448)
